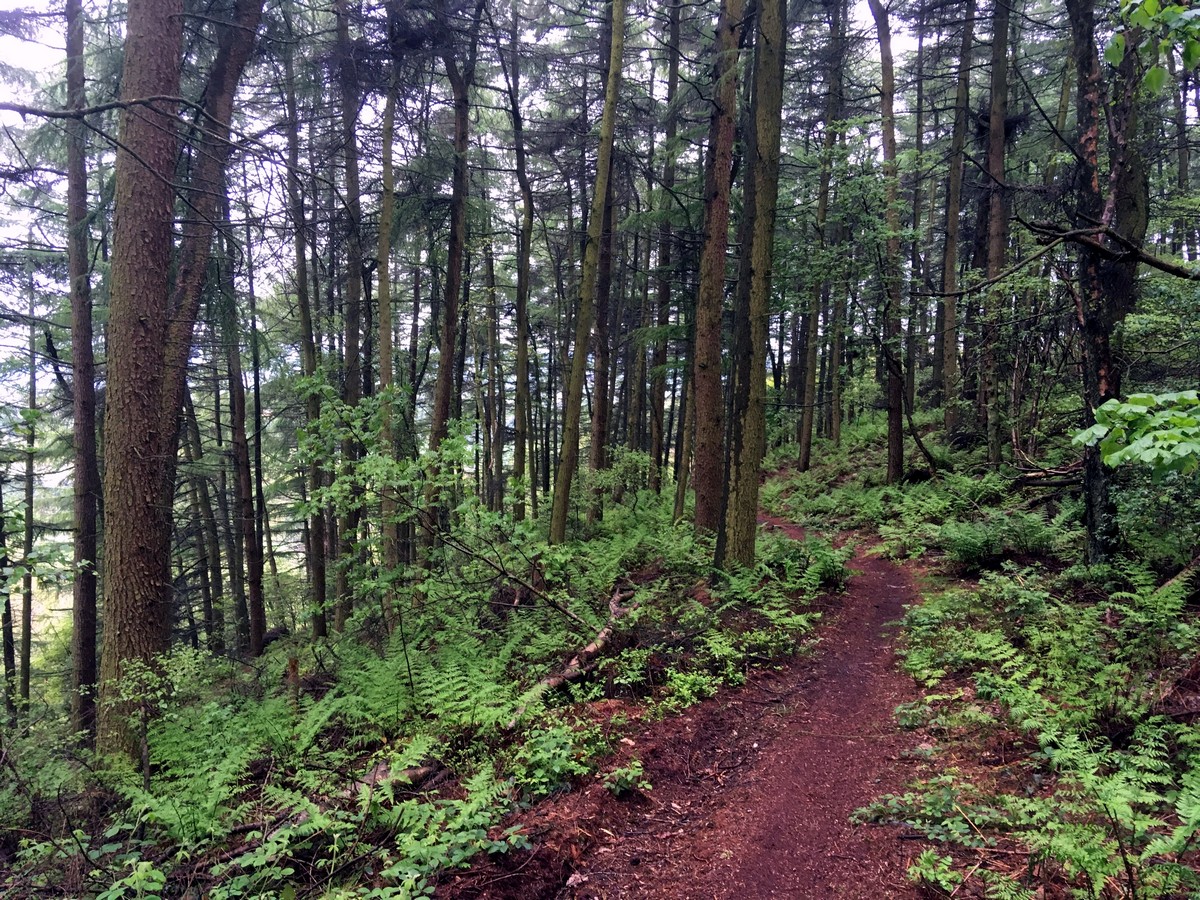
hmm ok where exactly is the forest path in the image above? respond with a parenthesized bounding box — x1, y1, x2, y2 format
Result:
(446, 517, 929, 899)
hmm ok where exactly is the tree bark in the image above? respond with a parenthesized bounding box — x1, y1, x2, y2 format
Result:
(98, 0, 264, 758)
(868, 0, 905, 486)
(97, 0, 185, 757)
(650, 1, 681, 494)
(66, 0, 99, 741)
(717, 0, 786, 568)
(500, 5, 534, 521)
(981, 0, 1011, 467)
(693, 0, 746, 534)
(221, 223, 266, 658)
(798, 0, 845, 472)
(426, 1, 484, 541)
(20, 258, 35, 704)
(378, 67, 401, 601)
(549, 0, 627, 545)
(282, 10, 327, 638)
(1, 483, 15, 723)
(1064, 0, 1149, 563)
(334, 0, 364, 627)
(941, 0, 975, 433)
(587, 146, 616, 525)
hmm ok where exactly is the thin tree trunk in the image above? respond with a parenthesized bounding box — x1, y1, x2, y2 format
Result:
(941, 0, 975, 433)
(66, 0, 99, 740)
(214, 375, 250, 651)
(484, 228, 505, 511)
(906, 9, 927, 412)
(1, 482, 14, 722)
(549, 0, 627, 545)
(335, 0, 363, 627)
(243, 174, 271, 603)
(222, 222, 266, 657)
(500, 7, 534, 521)
(184, 393, 225, 652)
(982, 0, 1010, 467)
(282, 14, 326, 638)
(427, 2, 484, 541)
(20, 279, 34, 704)
(378, 70, 401, 601)
(799, 0, 844, 471)
(650, 1, 680, 493)
(868, 0, 905, 486)
(587, 148, 616, 525)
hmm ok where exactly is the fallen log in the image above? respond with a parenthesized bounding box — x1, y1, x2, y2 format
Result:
(505, 586, 638, 731)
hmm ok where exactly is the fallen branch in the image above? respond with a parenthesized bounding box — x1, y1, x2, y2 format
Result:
(505, 587, 638, 731)
(1157, 552, 1200, 601)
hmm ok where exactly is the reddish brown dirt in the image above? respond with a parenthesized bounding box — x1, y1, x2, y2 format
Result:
(441, 519, 930, 899)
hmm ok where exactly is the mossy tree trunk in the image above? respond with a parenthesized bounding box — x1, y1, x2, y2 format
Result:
(717, 0, 786, 569)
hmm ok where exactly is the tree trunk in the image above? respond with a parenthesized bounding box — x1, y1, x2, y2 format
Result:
(181, 398, 224, 652)
(500, 5, 535, 521)
(906, 10, 927, 413)
(377, 68, 401, 602)
(941, 0, 975, 433)
(716, 0, 786, 568)
(334, 0, 363, 627)
(868, 0, 905, 486)
(427, 3, 484, 540)
(97, 0, 185, 757)
(1064, 0, 1149, 563)
(222, 223, 266, 658)
(693, 0, 746, 534)
(587, 148, 616, 525)
(98, 0, 264, 757)
(66, 0, 99, 741)
(981, 0, 1011, 467)
(20, 260, 35, 704)
(549, 0, 627, 545)
(649, 0, 680, 494)
(799, 0, 845, 472)
(1, 484, 15, 723)
(282, 14, 327, 638)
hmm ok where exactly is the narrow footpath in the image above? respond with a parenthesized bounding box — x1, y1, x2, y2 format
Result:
(448, 518, 930, 898)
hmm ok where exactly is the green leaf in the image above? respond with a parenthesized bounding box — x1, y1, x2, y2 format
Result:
(1105, 33, 1127, 65)
(1143, 64, 1169, 93)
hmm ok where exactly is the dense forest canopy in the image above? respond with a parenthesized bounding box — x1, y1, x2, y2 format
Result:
(0, 0, 1198, 894)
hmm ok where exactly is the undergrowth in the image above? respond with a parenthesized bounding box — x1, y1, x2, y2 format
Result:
(773, 411, 1200, 899)
(1, 486, 844, 898)
(860, 562, 1200, 899)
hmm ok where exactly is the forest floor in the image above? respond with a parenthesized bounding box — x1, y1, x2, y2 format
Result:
(443, 515, 933, 899)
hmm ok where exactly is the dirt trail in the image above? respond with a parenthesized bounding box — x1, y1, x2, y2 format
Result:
(446, 519, 929, 899)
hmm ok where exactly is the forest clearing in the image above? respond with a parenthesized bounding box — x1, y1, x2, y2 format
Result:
(1, 0, 1199, 896)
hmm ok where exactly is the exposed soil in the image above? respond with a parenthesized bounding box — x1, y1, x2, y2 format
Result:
(442, 515, 933, 899)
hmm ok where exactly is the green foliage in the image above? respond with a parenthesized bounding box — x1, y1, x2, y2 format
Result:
(601, 758, 651, 797)
(5, 477, 848, 897)
(907, 849, 962, 894)
(510, 723, 591, 799)
(881, 559, 1200, 898)
(1076, 391, 1200, 481)
(95, 858, 168, 900)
